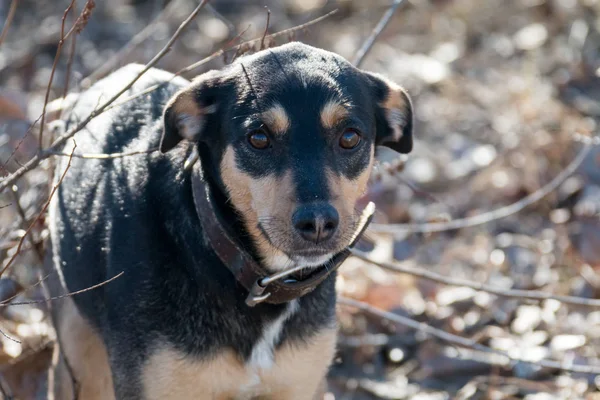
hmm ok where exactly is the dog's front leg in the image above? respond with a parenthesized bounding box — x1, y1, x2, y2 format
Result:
(48, 297, 115, 400)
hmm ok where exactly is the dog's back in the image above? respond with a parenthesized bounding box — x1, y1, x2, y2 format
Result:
(48, 65, 190, 325)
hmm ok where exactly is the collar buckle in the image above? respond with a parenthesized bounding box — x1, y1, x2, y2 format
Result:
(245, 280, 271, 306)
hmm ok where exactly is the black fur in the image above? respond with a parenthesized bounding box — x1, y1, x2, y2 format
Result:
(48, 42, 413, 399)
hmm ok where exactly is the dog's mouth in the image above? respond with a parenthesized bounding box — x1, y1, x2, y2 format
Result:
(257, 224, 343, 266)
(289, 252, 334, 267)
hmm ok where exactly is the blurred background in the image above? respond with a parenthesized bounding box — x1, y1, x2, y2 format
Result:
(1, 0, 600, 398)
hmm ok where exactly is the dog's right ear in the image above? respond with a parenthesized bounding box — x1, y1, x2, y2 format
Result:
(160, 70, 223, 153)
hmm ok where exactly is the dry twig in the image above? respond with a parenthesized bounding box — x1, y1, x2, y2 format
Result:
(61, 2, 79, 102)
(260, 7, 271, 51)
(101, 9, 338, 115)
(370, 139, 593, 235)
(351, 248, 600, 307)
(2, 272, 124, 307)
(0, 140, 77, 278)
(0, 373, 13, 400)
(38, 0, 78, 149)
(0, 0, 210, 194)
(84, 0, 181, 84)
(339, 297, 600, 375)
(1, 115, 42, 174)
(352, 0, 406, 67)
(9, 187, 44, 261)
(0, 0, 18, 47)
(0, 273, 52, 305)
(45, 148, 158, 160)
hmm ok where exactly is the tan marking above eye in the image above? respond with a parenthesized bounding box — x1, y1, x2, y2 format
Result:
(320, 100, 350, 129)
(260, 103, 290, 135)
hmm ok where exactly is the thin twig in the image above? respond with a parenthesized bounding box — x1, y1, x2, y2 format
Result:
(101, 10, 337, 115)
(2, 272, 123, 306)
(0, 0, 18, 47)
(0, 373, 13, 400)
(0, 273, 52, 305)
(0, 0, 210, 195)
(370, 140, 593, 235)
(61, 2, 78, 102)
(84, 0, 181, 84)
(38, 0, 77, 150)
(260, 7, 271, 51)
(351, 248, 600, 307)
(10, 187, 44, 261)
(339, 297, 600, 374)
(205, 2, 235, 40)
(1, 105, 43, 176)
(353, 0, 405, 67)
(0, 140, 77, 278)
(45, 148, 157, 159)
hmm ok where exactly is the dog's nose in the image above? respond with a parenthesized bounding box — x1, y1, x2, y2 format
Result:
(292, 203, 339, 244)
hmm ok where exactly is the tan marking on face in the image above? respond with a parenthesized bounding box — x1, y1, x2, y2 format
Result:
(220, 146, 295, 271)
(320, 100, 350, 129)
(142, 329, 337, 400)
(261, 103, 290, 135)
(48, 297, 114, 400)
(327, 146, 374, 246)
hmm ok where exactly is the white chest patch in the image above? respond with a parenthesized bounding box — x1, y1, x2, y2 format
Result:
(248, 299, 299, 370)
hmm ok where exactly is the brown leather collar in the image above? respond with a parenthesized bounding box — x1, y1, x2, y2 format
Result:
(189, 159, 375, 307)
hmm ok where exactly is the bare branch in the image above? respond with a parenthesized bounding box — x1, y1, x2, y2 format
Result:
(339, 297, 600, 375)
(0, 373, 13, 400)
(370, 139, 593, 235)
(2, 271, 123, 306)
(0, 273, 52, 305)
(353, 0, 406, 67)
(61, 1, 79, 102)
(84, 0, 180, 84)
(45, 148, 157, 159)
(0, 0, 18, 47)
(0, 114, 42, 174)
(0, 140, 77, 278)
(0, 0, 210, 194)
(351, 248, 600, 307)
(10, 186, 45, 261)
(101, 9, 338, 115)
(259, 7, 271, 51)
(38, 0, 78, 149)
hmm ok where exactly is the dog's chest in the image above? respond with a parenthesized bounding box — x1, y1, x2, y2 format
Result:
(142, 303, 337, 400)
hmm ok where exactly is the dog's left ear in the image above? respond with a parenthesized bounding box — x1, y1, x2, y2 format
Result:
(364, 72, 414, 154)
(160, 70, 223, 153)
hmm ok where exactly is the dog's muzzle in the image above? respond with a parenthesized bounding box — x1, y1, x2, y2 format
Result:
(188, 155, 375, 307)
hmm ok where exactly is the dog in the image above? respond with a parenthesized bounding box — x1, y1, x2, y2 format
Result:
(45, 42, 413, 400)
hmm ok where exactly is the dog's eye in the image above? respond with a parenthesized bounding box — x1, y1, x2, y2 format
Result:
(248, 130, 270, 149)
(339, 129, 361, 150)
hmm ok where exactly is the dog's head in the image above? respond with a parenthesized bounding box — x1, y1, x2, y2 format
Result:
(160, 42, 413, 271)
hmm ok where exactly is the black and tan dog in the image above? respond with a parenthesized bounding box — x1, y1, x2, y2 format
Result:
(46, 42, 413, 399)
